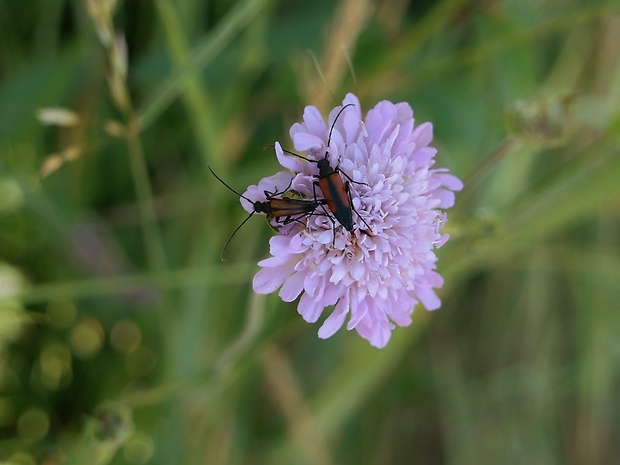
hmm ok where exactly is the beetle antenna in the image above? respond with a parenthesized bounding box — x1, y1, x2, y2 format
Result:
(279, 147, 316, 163)
(327, 103, 354, 148)
(208, 165, 254, 204)
(266, 143, 319, 166)
(220, 211, 255, 261)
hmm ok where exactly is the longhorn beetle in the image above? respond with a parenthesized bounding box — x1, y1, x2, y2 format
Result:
(209, 165, 326, 260)
(280, 103, 373, 238)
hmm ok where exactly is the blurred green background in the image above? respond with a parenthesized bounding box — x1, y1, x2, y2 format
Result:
(1, 0, 620, 463)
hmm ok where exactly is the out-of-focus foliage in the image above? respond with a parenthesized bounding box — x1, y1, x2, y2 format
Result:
(1, 0, 619, 464)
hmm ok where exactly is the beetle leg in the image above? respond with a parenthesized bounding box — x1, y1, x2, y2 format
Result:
(264, 176, 295, 199)
(337, 167, 370, 188)
(313, 180, 337, 246)
(345, 180, 374, 234)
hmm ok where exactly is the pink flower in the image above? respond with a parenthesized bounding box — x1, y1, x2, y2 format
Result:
(243, 93, 462, 348)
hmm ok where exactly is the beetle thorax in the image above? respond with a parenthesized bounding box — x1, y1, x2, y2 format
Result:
(254, 201, 269, 214)
(316, 157, 333, 177)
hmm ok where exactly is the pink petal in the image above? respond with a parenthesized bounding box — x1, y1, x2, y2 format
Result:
(302, 105, 327, 137)
(342, 108, 361, 144)
(279, 271, 306, 302)
(393, 119, 414, 152)
(268, 234, 295, 256)
(346, 298, 368, 330)
(355, 314, 392, 348)
(366, 327, 392, 349)
(435, 233, 450, 248)
(293, 132, 324, 152)
(437, 172, 464, 191)
(394, 101, 414, 123)
(253, 265, 294, 294)
(304, 272, 319, 297)
(411, 122, 433, 148)
(318, 298, 349, 339)
(386, 295, 414, 326)
(329, 262, 348, 284)
(275, 142, 306, 173)
(416, 286, 441, 311)
(239, 198, 255, 214)
(424, 270, 444, 288)
(342, 93, 361, 114)
(298, 292, 325, 323)
(410, 147, 437, 165)
(435, 189, 456, 209)
(257, 254, 291, 269)
(365, 103, 392, 145)
(320, 281, 342, 307)
(288, 232, 309, 254)
(349, 260, 365, 280)
(258, 171, 295, 196)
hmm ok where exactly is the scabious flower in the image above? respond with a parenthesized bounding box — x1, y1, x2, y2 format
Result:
(242, 93, 462, 348)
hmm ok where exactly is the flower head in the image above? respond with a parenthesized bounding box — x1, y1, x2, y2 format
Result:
(243, 93, 462, 348)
